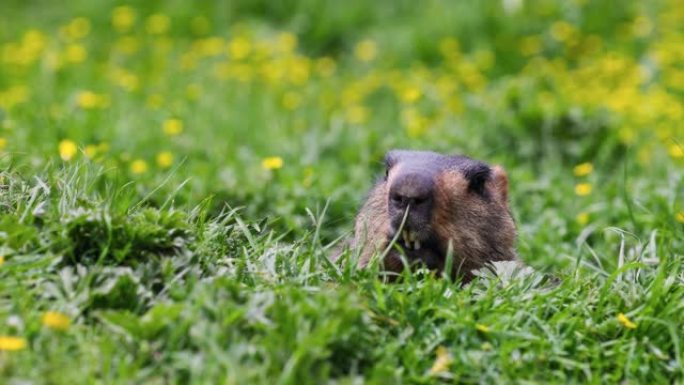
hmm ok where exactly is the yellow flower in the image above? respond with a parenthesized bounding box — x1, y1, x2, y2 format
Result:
(0, 255, 4, 266)
(163, 119, 183, 136)
(345, 105, 369, 125)
(475, 324, 490, 333)
(261, 156, 283, 170)
(156, 151, 174, 168)
(64, 44, 87, 63)
(354, 39, 377, 62)
(428, 346, 453, 376)
(550, 21, 575, 42)
(0, 137, 7, 150)
(669, 144, 683, 159)
(576, 212, 590, 226)
(399, 87, 422, 104)
(130, 159, 148, 174)
(59, 139, 78, 161)
(42, 311, 71, 331)
(228, 37, 251, 60)
(282, 91, 302, 110)
(617, 313, 637, 329)
(146, 14, 171, 35)
(676, 212, 684, 223)
(76, 91, 109, 109)
(84, 145, 98, 159)
(60, 17, 91, 41)
(575, 183, 592, 196)
(0, 336, 27, 351)
(573, 162, 594, 177)
(112, 6, 136, 33)
(276, 32, 298, 53)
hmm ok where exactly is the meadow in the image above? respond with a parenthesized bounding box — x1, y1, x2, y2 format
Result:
(1, 0, 683, 383)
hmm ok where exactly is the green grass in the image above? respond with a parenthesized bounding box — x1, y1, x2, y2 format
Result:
(1, 0, 684, 383)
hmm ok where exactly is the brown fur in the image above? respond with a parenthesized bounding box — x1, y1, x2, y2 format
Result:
(347, 151, 517, 282)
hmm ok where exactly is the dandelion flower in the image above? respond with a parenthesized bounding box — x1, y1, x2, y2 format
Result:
(669, 144, 683, 159)
(617, 313, 637, 329)
(0, 255, 4, 266)
(0, 137, 7, 150)
(475, 324, 490, 333)
(345, 105, 369, 125)
(84, 145, 98, 159)
(59, 139, 78, 161)
(262, 156, 283, 170)
(156, 151, 174, 169)
(575, 183, 592, 196)
(42, 311, 71, 331)
(112, 6, 136, 33)
(146, 14, 171, 35)
(354, 39, 377, 62)
(64, 44, 87, 63)
(228, 37, 251, 60)
(428, 346, 453, 375)
(163, 119, 183, 136)
(130, 159, 148, 174)
(573, 162, 594, 177)
(576, 212, 590, 226)
(676, 212, 684, 223)
(0, 336, 27, 351)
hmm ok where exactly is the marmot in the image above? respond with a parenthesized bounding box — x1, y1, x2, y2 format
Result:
(349, 150, 517, 282)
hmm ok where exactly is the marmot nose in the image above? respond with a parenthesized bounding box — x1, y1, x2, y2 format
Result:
(389, 172, 434, 210)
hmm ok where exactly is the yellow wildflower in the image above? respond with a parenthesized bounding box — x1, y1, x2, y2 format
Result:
(0, 336, 27, 351)
(428, 346, 453, 376)
(60, 17, 91, 41)
(64, 44, 87, 63)
(276, 32, 298, 53)
(59, 139, 78, 161)
(669, 144, 683, 159)
(156, 151, 174, 168)
(354, 39, 377, 62)
(676, 212, 684, 223)
(575, 183, 592, 196)
(0, 255, 4, 266)
(262, 156, 283, 170)
(42, 311, 71, 331)
(475, 324, 490, 333)
(282, 91, 302, 110)
(130, 159, 148, 174)
(146, 14, 171, 35)
(400, 87, 422, 104)
(76, 91, 108, 109)
(617, 313, 637, 329)
(112, 6, 136, 33)
(163, 119, 183, 136)
(228, 37, 251, 60)
(576, 212, 590, 226)
(345, 105, 369, 125)
(550, 21, 575, 42)
(84, 145, 98, 159)
(573, 162, 594, 177)
(0, 137, 7, 150)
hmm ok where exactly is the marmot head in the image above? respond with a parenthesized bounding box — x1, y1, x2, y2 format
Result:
(354, 150, 517, 280)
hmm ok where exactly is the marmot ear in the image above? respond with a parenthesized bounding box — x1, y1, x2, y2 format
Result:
(490, 165, 509, 207)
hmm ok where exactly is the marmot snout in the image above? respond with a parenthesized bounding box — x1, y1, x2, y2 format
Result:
(352, 150, 517, 281)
